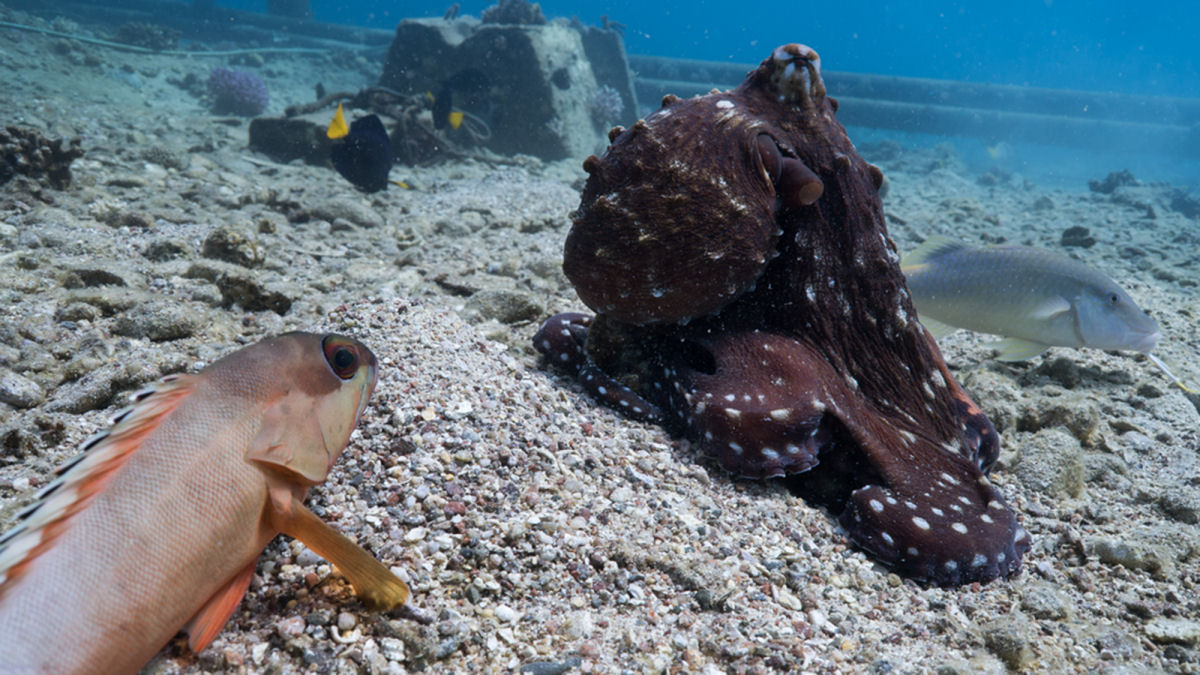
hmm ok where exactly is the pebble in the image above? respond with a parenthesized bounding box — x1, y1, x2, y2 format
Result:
(276, 615, 306, 639)
(981, 615, 1035, 670)
(1144, 618, 1200, 646)
(564, 611, 592, 638)
(1019, 582, 1073, 620)
(463, 288, 544, 324)
(44, 363, 118, 413)
(0, 368, 45, 408)
(434, 636, 463, 659)
(774, 585, 804, 611)
(307, 198, 386, 229)
(1060, 225, 1096, 247)
(1087, 536, 1172, 576)
(113, 301, 202, 342)
(142, 238, 191, 262)
(1159, 491, 1200, 524)
(67, 287, 150, 315)
(1012, 427, 1084, 498)
(337, 612, 357, 631)
(378, 637, 406, 662)
(1017, 393, 1101, 444)
(185, 262, 294, 314)
(56, 302, 101, 322)
(494, 604, 519, 623)
(65, 267, 128, 288)
(519, 656, 582, 675)
(295, 547, 324, 567)
(202, 225, 264, 267)
(609, 486, 634, 503)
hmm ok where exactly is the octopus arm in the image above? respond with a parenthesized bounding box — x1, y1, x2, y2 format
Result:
(533, 313, 661, 422)
(663, 330, 1028, 585)
(841, 474, 1030, 586)
(662, 330, 832, 479)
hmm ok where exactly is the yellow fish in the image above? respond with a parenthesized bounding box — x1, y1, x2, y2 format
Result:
(0, 332, 410, 673)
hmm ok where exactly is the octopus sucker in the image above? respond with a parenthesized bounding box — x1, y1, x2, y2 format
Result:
(535, 44, 1028, 586)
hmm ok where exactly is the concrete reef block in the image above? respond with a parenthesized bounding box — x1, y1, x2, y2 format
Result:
(248, 112, 333, 165)
(379, 16, 635, 160)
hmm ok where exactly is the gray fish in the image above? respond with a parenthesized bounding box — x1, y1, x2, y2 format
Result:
(901, 237, 1161, 361)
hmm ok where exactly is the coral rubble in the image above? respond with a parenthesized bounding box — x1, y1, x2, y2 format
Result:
(481, 0, 546, 25)
(0, 126, 85, 189)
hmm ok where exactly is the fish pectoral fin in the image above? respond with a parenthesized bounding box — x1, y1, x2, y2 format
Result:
(989, 338, 1051, 362)
(917, 316, 957, 339)
(272, 498, 411, 610)
(1029, 295, 1072, 321)
(185, 558, 258, 653)
(247, 398, 333, 485)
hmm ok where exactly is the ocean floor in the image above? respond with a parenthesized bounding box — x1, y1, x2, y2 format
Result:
(2, 6, 1200, 674)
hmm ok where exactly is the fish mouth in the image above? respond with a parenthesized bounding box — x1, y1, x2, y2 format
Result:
(1131, 329, 1163, 354)
(357, 357, 379, 422)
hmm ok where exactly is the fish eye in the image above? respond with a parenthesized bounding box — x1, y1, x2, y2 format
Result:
(322, 336, 359, 379)
(1109, 292, 1120, 305)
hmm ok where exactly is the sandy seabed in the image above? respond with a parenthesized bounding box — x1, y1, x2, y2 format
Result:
(1, 6, 1199, 674)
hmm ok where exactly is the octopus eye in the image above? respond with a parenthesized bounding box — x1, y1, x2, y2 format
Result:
(322, 336, 359, 379)
(678, 340, 718, 375)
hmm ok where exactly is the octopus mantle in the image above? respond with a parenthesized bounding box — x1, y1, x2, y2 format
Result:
(535, 45, 1029, 586)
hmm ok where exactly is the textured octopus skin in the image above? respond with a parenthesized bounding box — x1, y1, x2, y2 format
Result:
(536, 44, 1029, 586)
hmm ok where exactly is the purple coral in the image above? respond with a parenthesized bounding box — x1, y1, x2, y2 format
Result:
(207, 67, 269, 116)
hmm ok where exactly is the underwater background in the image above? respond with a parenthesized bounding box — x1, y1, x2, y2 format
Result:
(206, 0, 1200, 188)
(254, 0, 1199, 97)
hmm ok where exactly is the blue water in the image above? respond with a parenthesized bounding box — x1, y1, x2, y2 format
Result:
(233, 0, 1200, 98)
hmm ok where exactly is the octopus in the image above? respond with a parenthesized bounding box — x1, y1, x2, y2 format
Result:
(534, 44, 1030, 586)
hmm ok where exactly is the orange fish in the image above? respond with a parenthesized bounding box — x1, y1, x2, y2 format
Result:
(0, 332, 410, 673)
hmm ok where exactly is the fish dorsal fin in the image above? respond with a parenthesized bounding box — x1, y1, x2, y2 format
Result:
(989, 337, 1051, 362)
(918, 316, 958, 340)
(0, 373, 199, 589)
(327, 103, 349, 140)
(900, 235, 969, 274)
